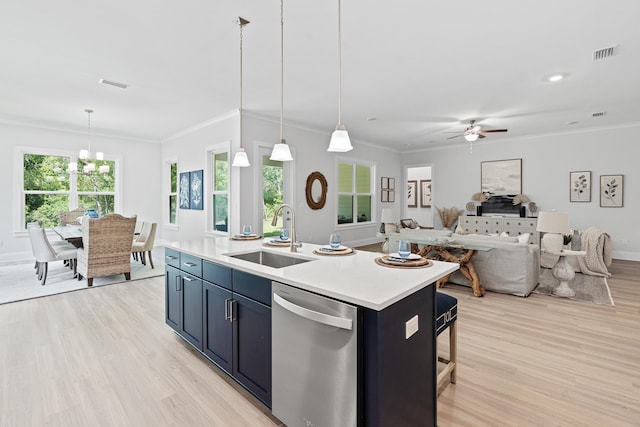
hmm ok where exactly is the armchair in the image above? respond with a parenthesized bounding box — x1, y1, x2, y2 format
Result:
(76, 214, 136, 286)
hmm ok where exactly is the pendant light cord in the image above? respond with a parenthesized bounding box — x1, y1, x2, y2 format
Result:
(337, 0, 342, 126)
(86, 108, 93, 155)
(239, 21, 244, 149)
(280, 0, 284, 142)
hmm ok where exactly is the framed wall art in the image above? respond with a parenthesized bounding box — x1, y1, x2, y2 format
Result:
(381, 190, 388, 203)
(600, 174, 623, 207)
(381, 177, 389, 190)
(388, 177, 395, 190)
(190, 169, 204, 210)
(570, 171, 591, 202)
(179, 172, 191, 209)
(388, 190, 395, 202)
(407, 180, 417, 208)
(481, 158, 522, 196)
(420, 179, 432, 208)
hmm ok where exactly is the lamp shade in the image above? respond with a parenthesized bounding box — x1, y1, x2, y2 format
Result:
(536, 211, 569, 233)
(270, 142, 293, 161)
(328, 126, 353, 152)
(380, 208, 395, 223)
(231, 149, 250, 167)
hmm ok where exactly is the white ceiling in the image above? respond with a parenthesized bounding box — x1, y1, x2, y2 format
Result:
(1, 0, 640, 150)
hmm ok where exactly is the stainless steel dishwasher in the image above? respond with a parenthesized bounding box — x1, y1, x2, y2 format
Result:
(272, 281, 359, 427)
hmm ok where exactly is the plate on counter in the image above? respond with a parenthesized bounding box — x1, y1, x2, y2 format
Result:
(313, 246, 355, 256)
(375, 255, 432, 268)
(231, 234, 262, 241)
(264, 239, 291, 247)
(389, 253, 421, 260)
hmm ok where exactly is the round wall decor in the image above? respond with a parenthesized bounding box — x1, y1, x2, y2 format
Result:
(305, 171, 328, 210)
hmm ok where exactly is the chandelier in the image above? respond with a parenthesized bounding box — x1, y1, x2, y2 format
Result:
(68, 109, 109, 175)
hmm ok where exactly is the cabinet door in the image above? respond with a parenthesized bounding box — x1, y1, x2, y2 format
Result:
(232, 294, 272, 406)
(203, 281, 233, 373)
(165, 265, 181, 332)
(181, 274, 203, 350)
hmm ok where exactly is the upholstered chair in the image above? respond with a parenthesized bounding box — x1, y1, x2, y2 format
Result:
(28, 226, 78, 285)
(131, 222, 157, 268)
(76, 214, 136, 286)
(59, 208, 86, 226)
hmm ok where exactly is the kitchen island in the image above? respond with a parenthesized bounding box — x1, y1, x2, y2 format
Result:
(164, 237, 459, 426)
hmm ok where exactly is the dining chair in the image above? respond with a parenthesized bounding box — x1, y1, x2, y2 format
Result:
(76, 214, 136, 286)
(59, 208, 86, 226)
(28, 226, 78, 285)
(131, 221, 157, 268)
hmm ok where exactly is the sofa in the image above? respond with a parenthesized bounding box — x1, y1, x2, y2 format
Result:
(389, 228, 540, 297)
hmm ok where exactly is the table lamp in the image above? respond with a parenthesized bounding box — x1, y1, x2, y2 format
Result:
(380, 208, 396, 234)
(536, 211, 569, 253)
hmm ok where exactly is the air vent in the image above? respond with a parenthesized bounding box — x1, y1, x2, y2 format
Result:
(99, 78, 129, 89)
(592, 46, 616, 61)
(591, 111, 606, 118)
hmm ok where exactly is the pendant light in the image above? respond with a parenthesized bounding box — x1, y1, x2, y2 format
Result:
(270, 0, 293, 162)
(232, 17, 251, 168)
(327, 0, 353, 152)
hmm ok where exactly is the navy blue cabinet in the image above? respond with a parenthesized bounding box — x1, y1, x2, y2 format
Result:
(203, 281, 233, 373)
(166, 250, 271, 407)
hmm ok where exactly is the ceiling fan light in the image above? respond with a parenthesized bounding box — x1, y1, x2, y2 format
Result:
(465, 133, 479, 142)
(231, 148, 250, 167)
(328, 125, 353, 152)
(270, 141, 293, 161)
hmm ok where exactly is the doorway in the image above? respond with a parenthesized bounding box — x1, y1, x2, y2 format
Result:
(405, 165, 433, 227)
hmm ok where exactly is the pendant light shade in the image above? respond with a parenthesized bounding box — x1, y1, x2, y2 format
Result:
(328, 0, 353, 152)
(270, 140, 293, 161)
(232, 17, 251, 168)
(328, 124, 353, 152)
(270, 0, 294, 162)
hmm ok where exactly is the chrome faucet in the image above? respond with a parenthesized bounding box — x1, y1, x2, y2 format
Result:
(272, 203, 301, 252)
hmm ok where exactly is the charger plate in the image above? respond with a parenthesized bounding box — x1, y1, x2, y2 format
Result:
(263, 240, 290, 247)
(375, 256, 433, 268)
(313, 246, 355, 256)
(231, 235, 262, 241)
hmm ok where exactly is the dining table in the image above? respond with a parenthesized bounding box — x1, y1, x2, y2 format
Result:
(53, 225, 83, 248)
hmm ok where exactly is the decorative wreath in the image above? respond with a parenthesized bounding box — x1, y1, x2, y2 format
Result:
(305, 171, 328, 210)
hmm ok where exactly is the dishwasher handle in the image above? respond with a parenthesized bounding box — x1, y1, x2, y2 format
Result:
(273, 293, 352, 330)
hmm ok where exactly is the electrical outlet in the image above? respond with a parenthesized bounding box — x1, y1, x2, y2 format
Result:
(405, 315, 419, 339)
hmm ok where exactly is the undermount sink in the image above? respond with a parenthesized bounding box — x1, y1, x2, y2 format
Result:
(228, 250, 314, 269)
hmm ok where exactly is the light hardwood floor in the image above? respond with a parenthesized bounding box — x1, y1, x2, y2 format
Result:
(1, 260, 638, 426)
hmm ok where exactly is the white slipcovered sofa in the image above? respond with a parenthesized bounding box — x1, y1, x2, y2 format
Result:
(389, 228, 540, 297)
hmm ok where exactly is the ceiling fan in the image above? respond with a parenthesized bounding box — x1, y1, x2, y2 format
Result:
(446, 120, 508, 142)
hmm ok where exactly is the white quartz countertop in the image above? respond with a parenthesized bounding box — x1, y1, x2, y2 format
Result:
(165, 237, 459, 311)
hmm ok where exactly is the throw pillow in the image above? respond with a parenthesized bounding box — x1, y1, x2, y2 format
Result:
(455, 224, 466, 234)
(500, 231, 510, 238)
(517, 233, 530, 245)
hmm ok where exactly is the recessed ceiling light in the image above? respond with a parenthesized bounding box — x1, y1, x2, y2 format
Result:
(99, 78, 129, 89)
(366, 117, 377, 121)
(565, 121, 579, 126)
(547, 73, 565, 83)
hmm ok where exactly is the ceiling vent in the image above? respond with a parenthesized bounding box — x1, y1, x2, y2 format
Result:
(592, 46, 616, 61)
(99, 78, 129, 89)
(591, 111, 606, 118)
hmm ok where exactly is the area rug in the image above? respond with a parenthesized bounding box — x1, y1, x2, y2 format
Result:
(0, 249, 164, 305)
(534, 267, 614, 306)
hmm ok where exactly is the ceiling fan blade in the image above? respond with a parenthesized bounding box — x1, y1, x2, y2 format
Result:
(480, 129, 508, 133)
(447, 134, 463, 140)
(478, 134, 486, 139)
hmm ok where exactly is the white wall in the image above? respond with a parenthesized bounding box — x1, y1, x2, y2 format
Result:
(0, 122, 162, 262)
(161, 111, 404, 248)
(402, 125, 640, 260)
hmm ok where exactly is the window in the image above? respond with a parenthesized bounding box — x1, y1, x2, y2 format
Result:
(168, 162, 177, 224)
(337, 160, 374, 226)
(262, 155, 284, 237)
(211, 151, 229, 233)
(22, 151, 116, 228)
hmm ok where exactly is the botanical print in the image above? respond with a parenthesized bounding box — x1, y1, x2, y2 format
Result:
(407, 180, 417, 208)
(600, 175, 623, 207)
(420, 180, 432, 208)
(570, 171, 591, 202)
(179, 172, 190, 209)
(190, 170, 203, 210)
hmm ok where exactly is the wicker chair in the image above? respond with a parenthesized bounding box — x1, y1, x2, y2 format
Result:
(131, 221, 157, 268)
(76, 214, 136, 286)
(59, 208, 86, 226)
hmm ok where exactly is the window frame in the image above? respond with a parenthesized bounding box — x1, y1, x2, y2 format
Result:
(165, 159, 178, 229)
(206, 142, 232, 237)
(335, 158, 376, 229)
(14, 146, 122, 233)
